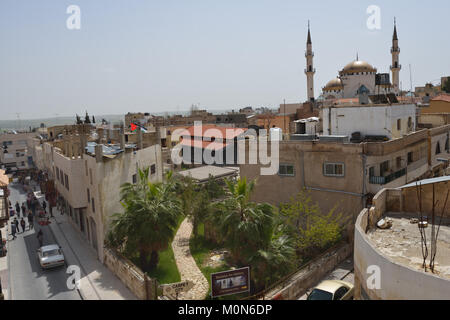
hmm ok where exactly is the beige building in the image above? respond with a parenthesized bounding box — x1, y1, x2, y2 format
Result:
(31, 124, 163, 261)
(0, 131, 37, 172)
(354, 177, 450, 300)
(240, 125, 450, 225)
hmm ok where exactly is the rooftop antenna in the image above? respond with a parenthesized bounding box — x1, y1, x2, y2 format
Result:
(409, 64, 413, 102)
(16, 113, 21, 131)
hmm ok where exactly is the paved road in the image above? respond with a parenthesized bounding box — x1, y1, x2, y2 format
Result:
(6, 183, 81, 300)
(298, 257, 354, 300)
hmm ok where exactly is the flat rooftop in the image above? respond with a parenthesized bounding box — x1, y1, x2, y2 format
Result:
(177, 165, 238, 182)
(368, 213, 450, 279)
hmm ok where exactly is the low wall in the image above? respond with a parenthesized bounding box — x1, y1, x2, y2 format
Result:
(103, 248, 157, 300)
(354, 209, 450, 300)
(264, 242, 353, 300)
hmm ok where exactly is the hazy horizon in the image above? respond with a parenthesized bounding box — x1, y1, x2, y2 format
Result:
(1, 0, 449, 120)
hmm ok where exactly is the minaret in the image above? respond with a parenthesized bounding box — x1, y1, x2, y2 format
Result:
(305, 21, 315, 102)
(390, 18, 401, 95)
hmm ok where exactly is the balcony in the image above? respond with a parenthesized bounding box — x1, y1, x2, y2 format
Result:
(369, 168, 406, 185)
(304, 68, 316, 74)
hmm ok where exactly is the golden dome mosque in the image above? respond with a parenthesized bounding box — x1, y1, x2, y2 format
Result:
(304, 19, 401, 102)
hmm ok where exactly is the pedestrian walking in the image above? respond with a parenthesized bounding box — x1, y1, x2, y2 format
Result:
(20, 218, 26, 233)
(21, 203, 26, 217)
(27, 212, 34, 230)
(13, 218, 19, 233)
(15, 202, 20, 216)
(11, 222, 17, 240)
(42, 200, 47, 212)
(37, 230, 43, 247)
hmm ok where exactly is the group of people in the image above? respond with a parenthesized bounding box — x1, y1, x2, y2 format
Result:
(10, 201, 36, 240)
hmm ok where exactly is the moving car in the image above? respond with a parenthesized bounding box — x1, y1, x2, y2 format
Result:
(37, 244, 65, 269)
(307, 280, 354, 300)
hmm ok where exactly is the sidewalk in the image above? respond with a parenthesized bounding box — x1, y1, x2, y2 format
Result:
(47, 204, 136, 300)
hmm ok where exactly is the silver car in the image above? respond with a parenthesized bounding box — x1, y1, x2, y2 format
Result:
(37, 244, 65, 269)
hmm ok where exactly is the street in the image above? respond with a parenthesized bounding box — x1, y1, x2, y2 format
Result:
(6, 183, 81, 300)
(298, 257, 354, 300)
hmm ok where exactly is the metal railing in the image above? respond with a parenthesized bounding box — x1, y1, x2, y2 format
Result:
(369, 167, 407, 185)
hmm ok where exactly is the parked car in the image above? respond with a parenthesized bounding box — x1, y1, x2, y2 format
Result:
(37, 244, 65, 269)
(307, 280, 354, 300)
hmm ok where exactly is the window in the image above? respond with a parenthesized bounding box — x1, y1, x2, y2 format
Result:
(397, 119, 401, 131)
(333, 286, 349, 300)
(89, 168, 93, 185)
(380, 161, 389, 176)
(56, 167, 60, 181)
(408, 117, 412, 129)
(436, 142, 441, 155)
(132, 174, 137, 184)
(64, 174, 69, 190)
(151, 164, 156, 175)
(85, 160, 88, 176)
(92, 198, 95, 213)
(369, 166, 375, 177)
(323, 163, 344, 177)
(408, 152, 413, 165)
(87, 188, 90, 202)
(396, 157, 402, 169)
(279, 164, 295, 176)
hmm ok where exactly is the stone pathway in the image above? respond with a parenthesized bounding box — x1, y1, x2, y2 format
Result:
(171, 217, 209, 300)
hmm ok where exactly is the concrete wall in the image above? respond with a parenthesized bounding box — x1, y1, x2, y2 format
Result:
(322, 104, 416, 139)
(422, 99, 450, 114)
(419, 113, 450, 128)
(239, 140, 365, 222)
(401, 180, 450, 217)
(354, 206, 450, 300)
(266, 243, 353, 300)
(53, 151, 87, 209)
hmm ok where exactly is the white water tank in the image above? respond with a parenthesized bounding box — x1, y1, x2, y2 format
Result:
(270, 127, 282, 141)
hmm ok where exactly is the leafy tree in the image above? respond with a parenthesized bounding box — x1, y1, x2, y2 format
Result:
(279, 190, 345, 260)
(442, 77, 450, 93)
(106, 168, 182, 271)
(84, 111, 91, 124)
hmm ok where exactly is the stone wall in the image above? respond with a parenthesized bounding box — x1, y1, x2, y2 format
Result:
(264, 242, 353, 300)
(103, 248, 157, 300)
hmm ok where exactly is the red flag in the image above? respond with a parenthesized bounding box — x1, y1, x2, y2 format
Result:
(131, 123, 137, 132)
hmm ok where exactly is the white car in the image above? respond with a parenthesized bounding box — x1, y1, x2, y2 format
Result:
(37, 244, 65, 269)
(307, 280, 354, 300)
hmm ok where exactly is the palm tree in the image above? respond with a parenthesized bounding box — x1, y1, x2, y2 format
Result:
(249, 222, 296, 291)
(211, 178, 275, 265)
(178, 176, 214, 237)
(107, 168, 182, 271)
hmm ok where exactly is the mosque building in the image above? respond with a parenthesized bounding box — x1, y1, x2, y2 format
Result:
(305, 20, 401, 101)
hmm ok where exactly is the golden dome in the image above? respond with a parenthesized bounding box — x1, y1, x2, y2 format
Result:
(323, 77, 343, 91)
(340, 60, 377, 75)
